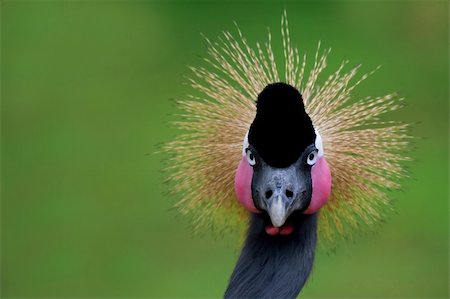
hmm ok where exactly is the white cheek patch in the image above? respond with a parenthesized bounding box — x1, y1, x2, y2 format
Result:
(242, 131, 249, 156)
(315, 129, 324, 157)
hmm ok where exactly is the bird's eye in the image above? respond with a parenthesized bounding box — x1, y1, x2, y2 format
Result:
(307, 150, 318, 166)
(246, 149, 256, 166)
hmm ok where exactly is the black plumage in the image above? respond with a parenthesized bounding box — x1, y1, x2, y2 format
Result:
(248, 83, 316, 168)
(225, 212, 317, 299)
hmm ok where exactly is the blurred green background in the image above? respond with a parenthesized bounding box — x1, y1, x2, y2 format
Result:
(1, 1, 448, 298)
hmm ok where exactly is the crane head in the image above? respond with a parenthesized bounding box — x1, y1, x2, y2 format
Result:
(235, 83, 331, 235)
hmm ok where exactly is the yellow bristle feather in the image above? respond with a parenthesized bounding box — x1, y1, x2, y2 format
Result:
(164, 11, 410, 248)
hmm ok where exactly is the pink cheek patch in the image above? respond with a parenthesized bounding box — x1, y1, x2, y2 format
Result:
(304, 156, 331, 214)
(235, 156, 260, 213)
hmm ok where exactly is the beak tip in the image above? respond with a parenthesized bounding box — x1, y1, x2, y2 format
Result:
(271, 220, 285, 228)
(268, 198, 288, 227)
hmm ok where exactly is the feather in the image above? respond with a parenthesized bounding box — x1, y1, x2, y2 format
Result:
(225, 213, 317, 298)
(163, 11, 410, 248)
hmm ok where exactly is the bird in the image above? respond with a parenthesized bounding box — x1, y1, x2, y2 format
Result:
(164, 11, 409, 299)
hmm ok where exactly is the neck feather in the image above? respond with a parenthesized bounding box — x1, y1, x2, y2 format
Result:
(224, 212, 318, 299)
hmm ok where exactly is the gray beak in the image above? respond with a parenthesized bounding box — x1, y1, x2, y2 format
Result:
(268, 193, 289, 227)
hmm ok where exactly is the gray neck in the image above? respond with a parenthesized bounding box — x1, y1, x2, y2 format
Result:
(224, 212, 318, 299)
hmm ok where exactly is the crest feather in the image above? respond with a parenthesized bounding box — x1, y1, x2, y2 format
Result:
(164, 11, 410, 247)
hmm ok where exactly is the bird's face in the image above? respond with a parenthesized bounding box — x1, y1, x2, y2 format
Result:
(235, 83, 331, 235)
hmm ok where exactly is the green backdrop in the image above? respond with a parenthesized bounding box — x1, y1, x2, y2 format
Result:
(2, 1, 448, 298)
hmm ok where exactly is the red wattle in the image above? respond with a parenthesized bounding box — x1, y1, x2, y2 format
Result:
(265, 226, 280, 235)
(279, 223, 294, 235)
(265, 223, 294, 236)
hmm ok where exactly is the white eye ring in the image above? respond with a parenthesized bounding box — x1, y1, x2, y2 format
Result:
(246, 149, 256, 166)
(307, 149, 319, 166)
